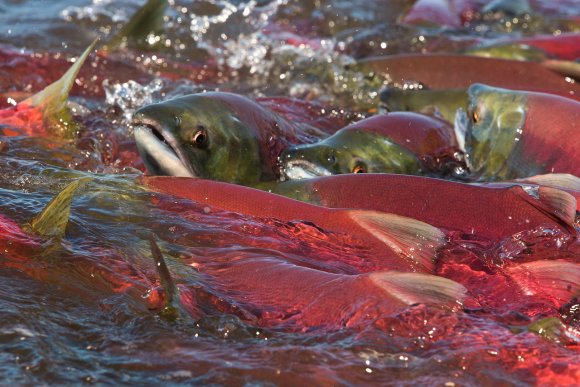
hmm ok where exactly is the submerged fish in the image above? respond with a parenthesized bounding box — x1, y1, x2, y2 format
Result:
(269, 173, 577, 243)
(360, 54, 580, 101)
(462, 84, 580, 180)
(132, 92, 328, 185)
(142, 176, 449, 273)
(0, 40, 97, 138)
(280, 112, 466, 180)
(191, 252, 466, 331)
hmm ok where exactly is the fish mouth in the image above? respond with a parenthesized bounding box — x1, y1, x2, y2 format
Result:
(282, 160, 332, 180)
(132, 117, 196, 178)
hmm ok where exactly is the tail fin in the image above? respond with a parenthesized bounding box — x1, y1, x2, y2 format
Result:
(349, 210, 446, 271)
(28, 178, 92, 238)
(369, 272, 466, 311)
(148, 234, 179, 320)
(23, 39, 98, 125)
(507, 260, 580, 303)
(104, 0, 167, 51)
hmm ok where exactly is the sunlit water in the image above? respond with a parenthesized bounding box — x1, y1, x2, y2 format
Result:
(0, 0, 579, 385)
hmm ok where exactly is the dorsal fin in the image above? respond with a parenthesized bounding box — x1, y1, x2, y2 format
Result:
(537, 186, 577, 228)
(369, 272, 467, 311)
(348, 211, 445, 271)
(507, 260, 580, 303)
(104, 0, 167, 51)
(28, 178, 92, 238)
(23, 39, 98, 121)
(519, 173, 580, 192)
(148, 233, 179, 319)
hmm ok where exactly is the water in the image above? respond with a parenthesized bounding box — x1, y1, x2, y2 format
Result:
(1, 0, 579, 384)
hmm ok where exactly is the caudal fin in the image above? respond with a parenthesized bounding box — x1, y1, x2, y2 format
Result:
(349, 210, 446, 271)
(507, 260, 580, 303)
(23, 39, 98, 124)
(104, 0, 167, 51)
(27, 178, 92, 238)
(369, 271, 466, 311)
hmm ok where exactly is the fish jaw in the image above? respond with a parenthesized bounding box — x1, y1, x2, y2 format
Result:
(282, 159, 332, 180)
(133, 118, 196, 178)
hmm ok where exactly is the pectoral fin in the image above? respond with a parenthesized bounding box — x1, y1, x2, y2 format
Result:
(507, 260, 580, 303)
(349, 210, 446, 271)
(369, 271, 467, 311)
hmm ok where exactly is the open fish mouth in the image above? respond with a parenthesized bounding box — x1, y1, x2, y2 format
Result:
(282, 160, 332, 180)
(132, 118, 196, 178)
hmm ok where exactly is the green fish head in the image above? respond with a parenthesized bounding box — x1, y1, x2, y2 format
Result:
(464, 83, 527, 180)
(133, 93, 261, 184)
(280, 129, 422, 180)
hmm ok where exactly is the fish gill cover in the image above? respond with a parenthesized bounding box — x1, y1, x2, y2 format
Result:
(0, 0, 579, 385)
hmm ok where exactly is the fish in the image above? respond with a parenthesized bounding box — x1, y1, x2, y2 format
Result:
(142, 176, 449, 273)
(190, 251, 467, 331)
(132, 92, 329, 185)
(462, 84, 580, 180)
(279, 112, 466, 180)
(380, 87, 468, 124)
(268, 173, 577, 242)
(0, 40, 97, 138)
(359, 54, 580, 101)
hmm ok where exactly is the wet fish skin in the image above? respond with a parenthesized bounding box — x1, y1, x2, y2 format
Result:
(133, 92, 326, 186)
(280, 112, 466, 180)
(195, 253, 466, 331)
(269, 173, 577, 242)
(142, 176, 447, 273)
(464, 84, 580, 180)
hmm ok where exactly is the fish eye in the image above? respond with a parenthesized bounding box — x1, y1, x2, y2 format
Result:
(192, 125, 208, 148)
(352, 164, 367, 174)
(327, 153, 337, 165)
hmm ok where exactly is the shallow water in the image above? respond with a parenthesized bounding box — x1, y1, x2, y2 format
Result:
(0, 0, 579, 385)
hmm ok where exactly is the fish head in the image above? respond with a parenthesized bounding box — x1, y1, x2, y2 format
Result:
(133, 93, 261, 183)
(464, 83, 527, 180)
(280, 129, 421, 180)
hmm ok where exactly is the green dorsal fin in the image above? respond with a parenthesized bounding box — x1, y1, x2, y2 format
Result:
(369, 272, 467, 311)
(104, 0, 167, 51)
(23, 39, 98, 119)
(28, 178, 92, 238)
(507, 260, 580, 302)
(348, 210, 446, 272)
(148, 233, 179, 319)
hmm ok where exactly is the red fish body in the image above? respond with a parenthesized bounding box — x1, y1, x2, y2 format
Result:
(143, 176, 447, 273)
(270, 174, 577, 242)
(188, 251, 466, 331)
(360, 54, 580, 101)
